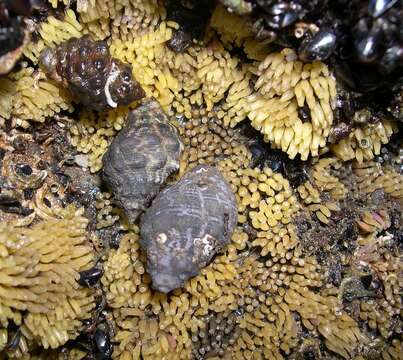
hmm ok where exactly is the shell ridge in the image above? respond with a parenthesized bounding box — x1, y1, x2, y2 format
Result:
(103, 99, 183, 223)
(140, 164, 237, 293)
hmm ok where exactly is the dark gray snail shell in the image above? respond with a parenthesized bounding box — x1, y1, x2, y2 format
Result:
(140, 164, 238, 293)
(102, 98, 183, 223)
(40, 35, 145, 111)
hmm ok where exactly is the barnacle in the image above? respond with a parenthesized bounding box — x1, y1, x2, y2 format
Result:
(1, 154, 47, 194)
(331, 121, 398, 163)
(0, 205, 94, 353)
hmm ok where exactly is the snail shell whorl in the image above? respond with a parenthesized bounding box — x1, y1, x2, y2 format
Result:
(140, 164, 238, 293)
(39, 35, 145, 111)
(103, 98, 183, 223)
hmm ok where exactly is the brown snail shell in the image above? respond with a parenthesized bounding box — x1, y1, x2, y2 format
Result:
(40, 35, 145, 111)
(102, 98, 183, 223)
(140, 164, 238, 293)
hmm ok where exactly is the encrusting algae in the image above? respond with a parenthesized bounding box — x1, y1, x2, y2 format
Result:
(0, 0, 402, 359)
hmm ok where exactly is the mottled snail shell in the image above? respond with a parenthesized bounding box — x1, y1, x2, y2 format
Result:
(40, 35, 145, 111)
(140, 164, 238, 293)
(102, 98, 183, 223)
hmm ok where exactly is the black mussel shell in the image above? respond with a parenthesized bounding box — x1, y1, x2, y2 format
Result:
(299, 29, 337, 61)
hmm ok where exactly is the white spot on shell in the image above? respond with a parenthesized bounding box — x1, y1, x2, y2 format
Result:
(104, 62, 119, 108)
(195, 166, 208, 174)
(156, 233, 167, 245)
(194, 234, 215, 258)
